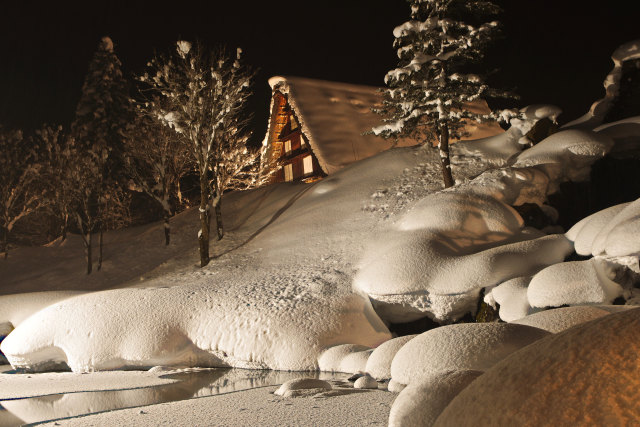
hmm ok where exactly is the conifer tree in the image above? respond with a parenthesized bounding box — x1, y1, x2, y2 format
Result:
(373, 0, 511, 188)
(71, 36, 133, 272)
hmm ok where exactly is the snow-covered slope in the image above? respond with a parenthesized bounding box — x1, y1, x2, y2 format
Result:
(2, 94, 640, 376)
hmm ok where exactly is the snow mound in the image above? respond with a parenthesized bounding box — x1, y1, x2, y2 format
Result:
(435, 308, 640, 426)
(457, 166, 550, 207)
(0, 291, 86, 333)
(389, 323, 549, 385)
(527, 258, 624, 308)
(512, 129, 613, 184)
(355, 231, 572, 316)
(274, 378, 332, 397)
(594, 116, 640, 155)
(566, 202, 630, 255)
(353, 374, 378, 389)
(454, 104, 561, 162)
(487, 276, 534, 322)
(389, 370, 483, 427)
(317, 344, 372, 374)
(1, 286, 389, 373)
(365, 335, 417, 381)
(511, 306, 610, 333)
(396, 191, 524, 236)
(592, 198, 640, 257)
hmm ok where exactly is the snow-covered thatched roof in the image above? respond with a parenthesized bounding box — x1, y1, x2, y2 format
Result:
(265, 76, 504, 175)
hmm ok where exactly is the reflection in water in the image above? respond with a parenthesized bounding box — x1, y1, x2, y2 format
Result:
(0, 369, 346, 425)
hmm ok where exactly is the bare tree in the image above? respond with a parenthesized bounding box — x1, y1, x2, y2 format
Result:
(125, 107, 192, 245)
(0, 127, 48, 259)
(96, 183, 131, 271)
(138, 41, 256, 267)
(37, 125, 76, 241)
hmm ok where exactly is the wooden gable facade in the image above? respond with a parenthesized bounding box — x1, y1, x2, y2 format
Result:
(264, 91, 325, 184)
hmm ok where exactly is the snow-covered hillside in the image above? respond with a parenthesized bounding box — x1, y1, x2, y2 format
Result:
(2, 41, 640, 425)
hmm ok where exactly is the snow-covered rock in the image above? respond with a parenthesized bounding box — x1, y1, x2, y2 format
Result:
(591, 198, 640, 257)
(564, 40, 640, 129)
(365, 335, 417, 381)
(390, 323, 549, 385)
(274, 378, 332, 397)
(396, 191, 524, 236)
(353, 374, 378, 389)
(454, 104, 562, 163)
(317, 344, 372, 374)
(435, 308, 640, 426)
(566, 202, 630, 255)
(527, 258, 624, 308)
(458, 166, 550, 207)
(594, 116, 640, 154)
(512, 129, 614, 186)
(389, 370, 482, 427)
(511, 306, 611, 333)
(487, 276, 534, 322)
(1, 287, 389, 373)
(355, 231, 572, 322)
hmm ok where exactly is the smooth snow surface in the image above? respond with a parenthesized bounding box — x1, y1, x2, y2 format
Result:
(527, 258, 624, 308)
(389, 370, 482, 427)
(511, 306, 611, 333)
(390, 323, 549, 385)
(436, 308, 640, 426)
(365, 334, 417, 380)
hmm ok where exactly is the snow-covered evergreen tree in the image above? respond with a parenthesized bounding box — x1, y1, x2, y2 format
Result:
(0, 127, 48, 259)
(71, 36, 133, 272)
(373, 0, 510, 187)
(72, 36, 132, 182)
(139, 41, 257, 267)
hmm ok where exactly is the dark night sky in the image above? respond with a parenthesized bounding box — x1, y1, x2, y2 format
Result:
(1, 1, 640, 144)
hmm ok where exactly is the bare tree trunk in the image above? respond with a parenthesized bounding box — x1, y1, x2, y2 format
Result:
(198, 174, 210, 267)
(163, 210, 171, 246)
(61, 213, 68, 242)
(214, 197, 223, 241)
(97, 228, 104, 271)
(438, 125, 454, 188)
(2, 227, 8, 260)
(85, 231, 93, 275)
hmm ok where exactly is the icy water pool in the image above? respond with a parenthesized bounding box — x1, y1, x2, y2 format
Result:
(0, 367, 348, 426)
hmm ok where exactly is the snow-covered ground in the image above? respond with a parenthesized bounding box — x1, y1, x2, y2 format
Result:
(2, 41, 640, 425)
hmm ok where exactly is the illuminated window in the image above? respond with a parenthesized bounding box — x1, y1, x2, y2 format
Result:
(284, 164, 293, 182)
(300, 135, 306, 147)
(284, 139, 292, 154)
(290, 115, 298, 130)
(303, 155, 313, 175)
